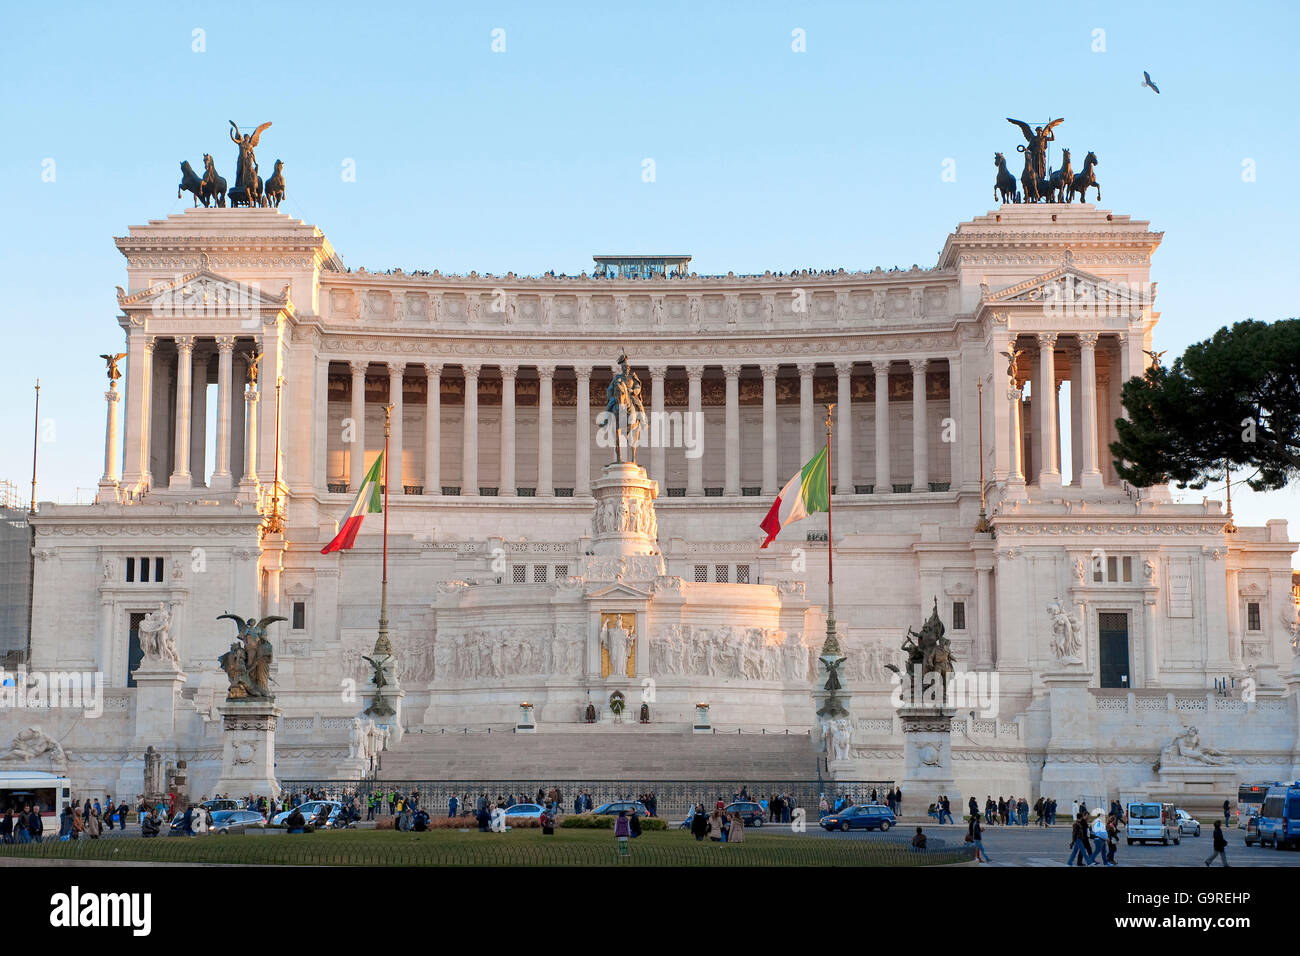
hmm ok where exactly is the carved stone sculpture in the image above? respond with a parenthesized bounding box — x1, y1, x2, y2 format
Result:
(1153, 725, 1230, 772)
(216, 612, 284, 700)
(0, 726, 65, 766)
(138, 601, 180, 664)
(1047, 597, 1084, 665)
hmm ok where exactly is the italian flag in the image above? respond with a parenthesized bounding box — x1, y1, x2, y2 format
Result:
(320, 452, 384, 554)
(759, 446, 830, 548)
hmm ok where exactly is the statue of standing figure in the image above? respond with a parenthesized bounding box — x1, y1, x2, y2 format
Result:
(602, 617, 630, 677)
(1047, 597, 1084, 664)
(604, 353, 645, 463)
(229, 120, 272, 207)
(216, 612, 284, 700)
(138, 602, 180, 664)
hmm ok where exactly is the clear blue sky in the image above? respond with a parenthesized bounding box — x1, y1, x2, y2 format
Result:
(1, 0, 1297, 558)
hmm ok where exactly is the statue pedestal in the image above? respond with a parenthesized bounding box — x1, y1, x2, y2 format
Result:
(1152, 764, 1239, 799)
(897, 707, 956, 810)
(591, 462, 660, 559)
(214, 699, 282, 799)
(1039, 669, 1104, 807)
(365, 685, 405, 747)
(131, 660, 187, 747)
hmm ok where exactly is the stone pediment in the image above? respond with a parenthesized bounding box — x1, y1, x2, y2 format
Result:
(585, 581, 653, 602)
(985, 260, 1152, 310)
(117, 259, 292, 318)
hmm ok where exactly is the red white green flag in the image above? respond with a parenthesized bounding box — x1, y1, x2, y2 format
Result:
(759, 446, 830, 548)
(320, 452, 384, 554)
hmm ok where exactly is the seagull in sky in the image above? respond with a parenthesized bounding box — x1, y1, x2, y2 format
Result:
(1142, 71, 1160, 94)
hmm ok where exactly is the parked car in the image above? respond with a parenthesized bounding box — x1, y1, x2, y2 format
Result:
(201, 799, 241, 813)
(210, 809, 267, 834)
(1126, 802, 1180, 845)
(270, 801, 344, 828)
(591, 801, 650, 817)
(1174, 809, 1201, 837)
(723, 802, 766, 827)
(504, 803, 545, 819)
(819, 804, 897, 832)
(1244, 813, 1261, 846)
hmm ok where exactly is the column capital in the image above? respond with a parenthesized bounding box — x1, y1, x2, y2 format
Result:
(1037, 332, 1059, 350)
(1078, 332, 1100, 349)
(215, 335, 236, 353)
(386, 361, 406, 378)
(759, 363, 780, 380)
(462, 363, 482, 378)
(174, 335, 196, 352)
(348, 360, 368, 377)
(535, 363, 554, 381)
(143, 336, 158, 354)
(686, 366, 704, 384)
(834, 360, 854, 377)
(871, 359, 891, 376)
(245, 383, 260, 402)
(796, 362, 817, 377)
(498, 363, 519, 379)
(424, 362, 443, 377)
(909, 358, 929, 375)
(645, 364, 666, 379)
(105, 388, 121, 404)
(722, 364, 742, 379)
(574, 364, 593, 380)
(1008, 386, 1022, 402)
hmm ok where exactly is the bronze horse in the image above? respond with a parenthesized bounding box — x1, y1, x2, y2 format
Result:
(264, 159, 285, 208)
(201, 154, 227, 208)
(1047, 148, 1073, 204)
(1019, 148, 1042, 202)
(1068, 151, 1100, 203)
(993, 152, 1017, 204)
(178, 160, 205, 206)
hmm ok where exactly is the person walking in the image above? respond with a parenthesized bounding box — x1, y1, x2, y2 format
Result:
(448, 793, 459, 819)
(728, 810, 746, 843)
(968, 813, 991, 862)
(614, 809, 631, 858)
(968, 796, 979, 820)
(1089, 810, 1111, 865)
(1106, 813, 1120, 866)
(1205, 820, 1230, 867)
(691, 803, 708, 841)
(1067, 815, 1091, 866)
(86, 807, 103, 840)
(1222, 800, 1231, 826)
(939, 795, 954, 825)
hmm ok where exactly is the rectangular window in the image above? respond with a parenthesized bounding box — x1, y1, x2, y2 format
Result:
(533, 565, 548, 584)
(125, 557, 135, 583)
(1107, 556, 1118, 583)
(154, 557, 164, 582)
(127, 612, 146, 687)
(694, 564, 708, 583)
(714, 565, 730, 583)
(1247, 602, 1261, 631)
(1122, 556, 1133, 583)
(292, 601, 306, 630)
(952, 601, 966, 631)
(735, 564, 750, 584)
(512, 565, 527, 584)
(554, 564, 569, 579)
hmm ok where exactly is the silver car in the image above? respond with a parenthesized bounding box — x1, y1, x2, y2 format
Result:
(1174, 809, 1201, 837)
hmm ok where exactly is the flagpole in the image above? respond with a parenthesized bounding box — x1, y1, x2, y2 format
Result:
(821, 403, 840, 657)
(30, 380, 40, 515)
(376, 402, 393, 657)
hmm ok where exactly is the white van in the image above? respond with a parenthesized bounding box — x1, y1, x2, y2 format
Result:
(1126, 801, 1179, 845)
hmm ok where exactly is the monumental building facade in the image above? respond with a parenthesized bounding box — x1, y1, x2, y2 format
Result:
(9, 203, 1300, 804)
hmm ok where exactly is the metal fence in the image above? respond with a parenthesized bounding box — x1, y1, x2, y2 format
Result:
(281, 778, 895, 821)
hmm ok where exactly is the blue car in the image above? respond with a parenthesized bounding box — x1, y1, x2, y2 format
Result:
(820, 804, 896, 832)
(1257, 782, 1300, 850)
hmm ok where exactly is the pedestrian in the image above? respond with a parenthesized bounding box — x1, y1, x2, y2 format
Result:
(911, 826, 927, 850)
(1066, 815, 1091, 866)
(968, 813, 990, 862)
(1205, 821, 1230, 867)
(86, 807, 102, 839)
(614, 809, 631, 858)
(541, 802, 556, 836)
(708, 805, 726, 842)
(1106, 814, 1120, 866)
(939, 795, 953, 825)
(448, 793, 459, 819)
(0, 809, 12, 844)
(1090, 810, 1110, 865)
(968, 795, 979, 820)
(72, 807, 85, 839)
(728, 810, 745, 843)
(28, 804, 43, 844)
(895, 787, 903, 814)
(1222, 800, 1231, 826)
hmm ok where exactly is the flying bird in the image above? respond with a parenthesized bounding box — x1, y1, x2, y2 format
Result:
(1142, 71, 1160, 94)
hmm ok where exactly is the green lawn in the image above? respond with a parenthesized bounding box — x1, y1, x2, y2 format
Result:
(0, 828, 972, 867)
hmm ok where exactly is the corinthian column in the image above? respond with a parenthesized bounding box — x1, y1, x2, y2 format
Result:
(239, 384, 260, 500)
(760, 364, 778, 495)
(462, 363, 480, 495)
(873, 360, 891, 493)
(911, 358, 929, 492)
(96, 379, 123, 504)
(349, 361, 367, 492)
(211, 336, 234, 490)
(1077, 332, 1103, 490)
(647, 365, 665, 487)
(424, 363, 442, 495)
(723, 364, 741, 496)
(499, 364, 517, 495)
(686, 367, 704, 496)
(835, 362, 853, 494)
(169, 336, 195, 489)
(1037, 332, 1061, 488)
(575, 365, 592, 494)
(387, 362, 405, 491)
(537, 364, 554, 496)
(798, 362, 815, 465)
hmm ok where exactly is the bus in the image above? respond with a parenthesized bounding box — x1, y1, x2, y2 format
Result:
(1238, 783, 1274, 829)
(0, 770, 72, 824)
